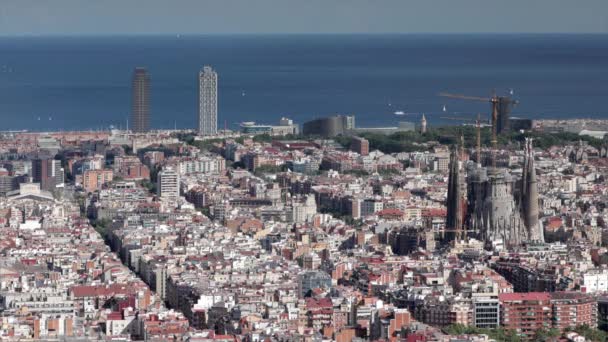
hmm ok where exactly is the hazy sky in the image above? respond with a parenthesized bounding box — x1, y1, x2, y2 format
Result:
(1, 0, 607, 35)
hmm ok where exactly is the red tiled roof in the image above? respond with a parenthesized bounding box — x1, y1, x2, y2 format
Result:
(422, 208, 447, 217)
(376, 208, 404, 217)
(499, 292, 550, 302)
(71, 283, 135, 298)
(107, 312, 123, 320)
(306, 297, 333, 309)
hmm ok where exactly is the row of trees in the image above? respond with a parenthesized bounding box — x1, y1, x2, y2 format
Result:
(179, 125, 606, 157)
(335, 127, 606, 154)
(444, 324, 608, 342)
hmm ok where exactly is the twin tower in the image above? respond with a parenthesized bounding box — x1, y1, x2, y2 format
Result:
(131, 66, 218, 135)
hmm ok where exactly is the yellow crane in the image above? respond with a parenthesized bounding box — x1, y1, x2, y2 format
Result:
(439, 114, 483, 167)
(439, 91, 517, 168)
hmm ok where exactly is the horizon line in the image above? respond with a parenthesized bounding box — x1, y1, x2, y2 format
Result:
(1, 32, 608, 38)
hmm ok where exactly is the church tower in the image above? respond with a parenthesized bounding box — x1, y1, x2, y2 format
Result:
(445, 146, 464, 243)
(522, 138, 543, 242)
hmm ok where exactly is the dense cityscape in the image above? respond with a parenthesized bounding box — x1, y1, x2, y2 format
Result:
(0, 63, 608, 342)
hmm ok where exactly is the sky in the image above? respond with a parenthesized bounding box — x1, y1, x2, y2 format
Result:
(0, 0, 607, 35)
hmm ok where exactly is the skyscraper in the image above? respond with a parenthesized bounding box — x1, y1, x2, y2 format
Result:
(198, 66, 218, 135)
(495, 96, 516, 134)
(157, 167, 180, 201)
(32, 158, 64, 191)
(131, 67, 150, 133)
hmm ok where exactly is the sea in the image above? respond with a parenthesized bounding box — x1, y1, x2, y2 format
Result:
(0, 34, 607, 131)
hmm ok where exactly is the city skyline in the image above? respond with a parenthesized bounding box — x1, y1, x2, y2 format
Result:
(1, 0, 607, 36)
(2, 2, 608, 341)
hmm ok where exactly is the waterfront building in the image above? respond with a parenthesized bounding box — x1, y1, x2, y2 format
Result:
(302, 115, 355, 137)
(131, 67, 150, 133)
(198, 66, 218, 135)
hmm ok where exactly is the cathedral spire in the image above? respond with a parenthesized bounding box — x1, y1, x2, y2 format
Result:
(523, 138, 543, 242)
(446, 145, 463, 243)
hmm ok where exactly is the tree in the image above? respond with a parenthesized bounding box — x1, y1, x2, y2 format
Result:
(197, 207, 211, 218)
(443, 324, 522, 342)
(140, 180, 157, 194)
(378, 168, 400, 176)
(122, 145, 134, 155)
(533, 328, 560, 342)
(192, 138, 224, 151)
(231, 161, 246, 169)
(342, 169, 369, 177)
(75, 192, 87, 216)
(252, 134, 273, 143)
(570, 325, 608, 342)
(253, 164, 283, 176)
(91, 218, 111, 238)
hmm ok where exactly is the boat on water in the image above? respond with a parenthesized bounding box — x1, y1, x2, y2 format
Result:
(394, 110, 405, 115)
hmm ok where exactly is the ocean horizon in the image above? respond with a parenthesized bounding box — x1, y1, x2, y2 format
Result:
(0, 33, 607, 131)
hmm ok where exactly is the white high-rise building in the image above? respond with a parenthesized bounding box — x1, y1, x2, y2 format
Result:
(157, 167, 180, 201)
(198, 66, 218, 135)
(291, 195, 317, 224)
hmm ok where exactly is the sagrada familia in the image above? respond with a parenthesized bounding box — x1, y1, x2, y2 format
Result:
(445, 138, 544, 249)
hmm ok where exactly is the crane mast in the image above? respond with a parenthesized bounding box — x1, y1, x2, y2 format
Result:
(439, 91, 517, 169)
(491, 97, 498, 168)
(476, 113, 481, 167)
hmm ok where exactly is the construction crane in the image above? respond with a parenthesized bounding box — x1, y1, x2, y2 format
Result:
(475, 113, 481, 167)
(440, 116, 478, 122)
(440, 114, 484, 167)
(438, 92, 499, 134)
(438, 93, 489, 102)
(439, 91, 518, 168)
